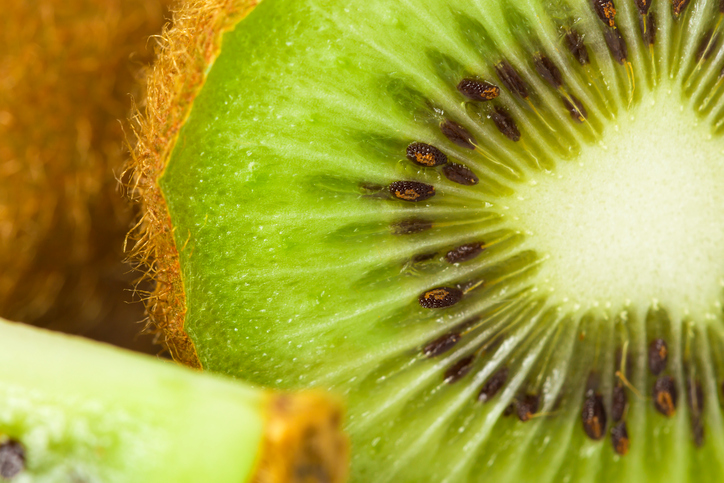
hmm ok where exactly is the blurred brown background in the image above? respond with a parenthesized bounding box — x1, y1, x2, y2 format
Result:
(0, 0, 173, 354)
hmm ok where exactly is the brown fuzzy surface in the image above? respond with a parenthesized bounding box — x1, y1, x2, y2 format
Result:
(255, 392, 348, 483)
(0, 0, 172, 352)
(126, 0, 258, 366)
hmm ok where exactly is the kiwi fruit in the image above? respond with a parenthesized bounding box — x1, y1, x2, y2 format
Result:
(0, 0, 169, 347)
(0, 316, 347, 482)
(131, 0, 724, 480)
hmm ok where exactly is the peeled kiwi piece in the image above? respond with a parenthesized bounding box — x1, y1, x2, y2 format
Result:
(142, 0, 724, 480)
(0, 317, 347, 482)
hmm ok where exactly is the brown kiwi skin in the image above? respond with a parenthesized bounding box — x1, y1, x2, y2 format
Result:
(0, 0, 169, 352)
(125, 0, 259, 366)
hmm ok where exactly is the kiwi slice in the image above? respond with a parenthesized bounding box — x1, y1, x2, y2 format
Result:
(135, 0, 724, 480)
(0, 316, 346, 482)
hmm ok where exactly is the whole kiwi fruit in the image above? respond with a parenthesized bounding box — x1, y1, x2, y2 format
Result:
(0, 0, 168, 347)
(129, 0, 724, 481)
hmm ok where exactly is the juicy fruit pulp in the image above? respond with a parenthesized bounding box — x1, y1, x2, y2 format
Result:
(511, 90, 724, 318)
(158, 0, 724, 481)
(0, 317, 346, 483)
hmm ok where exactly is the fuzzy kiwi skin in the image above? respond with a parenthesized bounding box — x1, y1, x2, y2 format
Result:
(0, 0, 169, 349)
(127, 0, 260, 365)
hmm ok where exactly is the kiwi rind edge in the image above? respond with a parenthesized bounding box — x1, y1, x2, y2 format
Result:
(126, 0, 258, 367)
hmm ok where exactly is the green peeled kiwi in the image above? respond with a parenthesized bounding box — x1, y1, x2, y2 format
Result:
(130, 0, 724, 481)
(0, 316, 347, 482)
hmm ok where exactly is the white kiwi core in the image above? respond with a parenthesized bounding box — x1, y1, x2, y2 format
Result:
(510, 87, 724, 321)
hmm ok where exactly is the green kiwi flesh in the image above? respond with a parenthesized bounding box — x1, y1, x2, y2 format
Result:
(0, 316, 347, 483)
(0, 316, 262, 482)
(159, 0, 724, 481)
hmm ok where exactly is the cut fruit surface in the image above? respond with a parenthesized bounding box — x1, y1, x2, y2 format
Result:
(0, 317, 347, 482)
(153, 0, 724, 481)
(510, 87, 724, 319)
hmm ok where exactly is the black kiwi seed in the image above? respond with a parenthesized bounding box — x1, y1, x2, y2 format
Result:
(495, 61, 530, 99)
(686, 378, 704, 413)
(604, 28, 628, 65)
(562, 94, 588, 123)
(635, 0, 651, 14)
(672, 0, 691, 18)
(640, 13, 657, 45)
(696, 31, 720, 62)
(444, 355, 475, 384)
(687, 378, 705, 447)
(406, 142, 448, 167)
(611, 422, 630, 456)
(442, 162, 479, 186)
(490, 106, 521, 142)
(411, 252, 437, 263)
(457, 79, 501, 102)
(648, 338, 668, 375)
(592, 0, 617, 28)
(582, 390, 607, 440)
(418, 287, 464, 309)
(653, 375, 678, 417)
(388, 181, 435, 202)
(423, 332, 462, 358)
(611, 384, 628, 422)
(0, 439, 25, 480)
(445, 242, 485, 264)
(517, 394, 539, 422)
(720, 0, 724, 13)
(478, 367, 509, 402)
(503, 403, 516, 417)
(565, 29, 590, 66)
(533, 53, 564, 89)
(392, 218, 433, 235)
(440, 119, 477, 150)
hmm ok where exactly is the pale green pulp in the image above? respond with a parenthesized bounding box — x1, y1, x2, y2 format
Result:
(0, 318, 265, 482)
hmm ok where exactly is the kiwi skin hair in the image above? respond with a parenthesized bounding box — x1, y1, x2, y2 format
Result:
(131, 0, 724, 481)
(0, 0, 169, 348)
(0, 316, 347, 482)
(127, 0, 259, 365)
